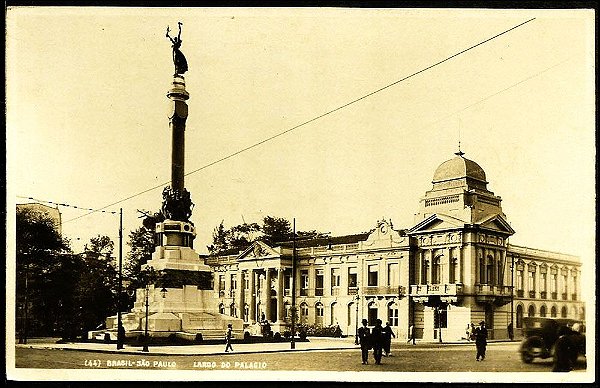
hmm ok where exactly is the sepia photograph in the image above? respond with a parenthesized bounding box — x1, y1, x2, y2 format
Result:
(5, 7, 595, 383)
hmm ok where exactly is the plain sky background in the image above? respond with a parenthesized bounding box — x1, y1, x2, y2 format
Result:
(7, 8, 595, 266)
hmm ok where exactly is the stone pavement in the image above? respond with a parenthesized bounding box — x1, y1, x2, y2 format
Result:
(15, 337, 515, 356)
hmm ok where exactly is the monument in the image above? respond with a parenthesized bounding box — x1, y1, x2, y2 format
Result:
(96, 23, 243, 342)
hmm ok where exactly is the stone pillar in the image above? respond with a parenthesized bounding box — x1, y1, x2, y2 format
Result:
(457, 247, 462, 284)
(416, 251, 422, 285)
(237, 271, 244, 319)
(445, 247, 451, 284)
(249, 270, 256, 322)
(264, 269, 271, 322)
(427, 249, 433, 285)
(277, 268, 284, 322)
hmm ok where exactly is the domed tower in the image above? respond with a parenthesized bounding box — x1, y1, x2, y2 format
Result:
(407, 152, 515, 343)
(414, 152, 507, 224)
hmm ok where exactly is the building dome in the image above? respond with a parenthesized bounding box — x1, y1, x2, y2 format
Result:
(432, 155, 487, 183)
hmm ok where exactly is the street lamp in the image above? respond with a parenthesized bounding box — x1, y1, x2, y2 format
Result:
(142, 285, 150, 352)
(160, 287, 168, 299)
(354, 290, 360, 345)
(117, 208, 124, 350)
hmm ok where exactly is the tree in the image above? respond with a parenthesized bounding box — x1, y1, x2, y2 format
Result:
(72, 235, 118, 336)
(16, 206, 72, 338)
(260, 216, 293, 245)
(207, 215, 325, 255)
(124, 210, 164, 305)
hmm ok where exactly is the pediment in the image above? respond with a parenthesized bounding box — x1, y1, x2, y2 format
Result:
(237, 241, 280, 261)
(362, 219, 409, 249)
(408, 214, 464, 234)
(478, 214, 515, 235)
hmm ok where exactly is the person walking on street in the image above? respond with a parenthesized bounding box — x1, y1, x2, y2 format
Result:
(382, 322, 396, 356)
(371, 319, 384, 365)
(407, 324, 416, 345)
(358, 319, 371, 365)
(475, 321, 488, 361)
(507, 322, 514, 341)
(224, 324, 234, 352)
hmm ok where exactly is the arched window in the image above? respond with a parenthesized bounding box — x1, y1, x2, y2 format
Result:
(539, 305, 547, 317)
(550, 305, 557, 318)
(368, 301, 378, 325)
(422, 260, 429, 284)
(315, 302, 324, 326)
(230, 303, 236, 317)
(528, 304, 535, 317)
(330, 302, 337, 326)
(347, 302, 355, 327)
(219, 303, 225, 315)
(561, 306, 568, 318)
(300, 302, 309, 324)
(516, 305, 523, 328)
(388, 302, 399, 326)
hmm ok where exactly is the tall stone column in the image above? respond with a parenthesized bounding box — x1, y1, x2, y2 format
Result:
(264, 269, 271, 321)
(249, 270, 256, 323)
(277, 268, 284, 322)
(237, 271, 244, 319)
(445, 247, 451, 284)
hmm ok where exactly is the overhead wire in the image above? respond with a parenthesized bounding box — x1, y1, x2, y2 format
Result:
(62, 17, 536, 224)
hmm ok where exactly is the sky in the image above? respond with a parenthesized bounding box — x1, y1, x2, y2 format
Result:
(7, 8, 595, 274)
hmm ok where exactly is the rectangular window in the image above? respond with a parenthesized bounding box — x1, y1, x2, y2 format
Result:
(300, 270, 309, 296)
(562, 275, 568, 293)
(540, 272, 547, 292)
(331, 268, 341, 287)
(528, 271, 535, 292)
(388, 307, 399, 326)
(387, 263, 399, 287)
(516, 270, 524, 290)
(315, 269, 324, 296)
(348, 267, 358, 290)
(551, 274, 557, 293)
(219, 275, 226, 291)
(230, 274, 237, 290)
(368, 264, 379, 287)
(243, 272, 249, 290)
(284, 273, 292, 296)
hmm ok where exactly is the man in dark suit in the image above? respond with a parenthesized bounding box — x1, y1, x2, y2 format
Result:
(371, 319, 384, 365)
(358, 319, 371, 365)
(475, 320, 488, 361)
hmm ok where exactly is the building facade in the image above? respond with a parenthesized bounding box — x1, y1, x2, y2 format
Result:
(206, 153, 584, 341)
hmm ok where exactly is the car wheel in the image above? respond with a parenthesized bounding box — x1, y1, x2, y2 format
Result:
(521, 352, 534, 364)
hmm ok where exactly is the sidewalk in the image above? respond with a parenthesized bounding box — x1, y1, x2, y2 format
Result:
(15, 337, 517, 356)
(15, 337, 358, 356)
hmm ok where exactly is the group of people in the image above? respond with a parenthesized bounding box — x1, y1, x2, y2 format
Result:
(358, 319, 396, 365)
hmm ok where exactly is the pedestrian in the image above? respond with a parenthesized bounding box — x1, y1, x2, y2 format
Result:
(224, 323, 234, 352)
(382, 321, 396, 356)
(507, 322, 514, 341)
(407, 324, 416, 345)
(465, 323, 472, 341)
(470, 323, 476, 341)
(475, 320, 488, 361)
(358, 319, 371, 365)
(371, 319, 384, 365)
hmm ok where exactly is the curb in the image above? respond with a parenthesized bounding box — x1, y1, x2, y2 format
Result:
(16, 344, 358, 357)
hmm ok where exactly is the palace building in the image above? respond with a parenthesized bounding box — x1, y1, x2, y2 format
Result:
(206, 153, 584, 342)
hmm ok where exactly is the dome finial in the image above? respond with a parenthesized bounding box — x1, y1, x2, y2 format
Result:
(455, 118, 465, 156)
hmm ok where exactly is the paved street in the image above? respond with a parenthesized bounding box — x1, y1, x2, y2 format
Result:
(14, 341, 586, 373)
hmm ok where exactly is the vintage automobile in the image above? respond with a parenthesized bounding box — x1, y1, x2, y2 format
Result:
(519, 317, 585, 370)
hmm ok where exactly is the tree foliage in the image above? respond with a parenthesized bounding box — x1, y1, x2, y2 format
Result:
(124, 210, 164, 304)
(207, 216, 325, 255)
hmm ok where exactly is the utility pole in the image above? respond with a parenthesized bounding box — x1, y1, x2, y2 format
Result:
(290, 218, 296, 349)
(117, 208, 124, 349)
(510, 254, 515, 338)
